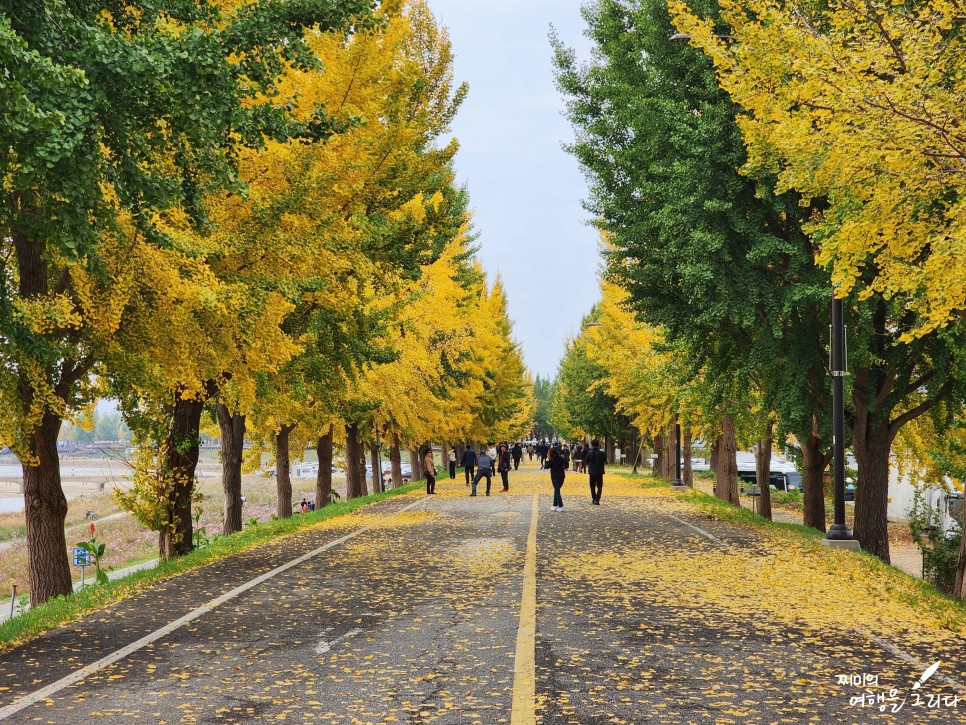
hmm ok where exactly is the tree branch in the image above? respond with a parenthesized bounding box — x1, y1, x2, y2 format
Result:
(888, 378, 954, 442)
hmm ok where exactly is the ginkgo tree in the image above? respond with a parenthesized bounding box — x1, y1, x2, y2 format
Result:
(0, 0, 373, 604)
(670, 0, 966, 561)
(670, 0, 966, 338)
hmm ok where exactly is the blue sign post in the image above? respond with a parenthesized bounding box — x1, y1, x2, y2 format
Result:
(73, 547, 90, 587)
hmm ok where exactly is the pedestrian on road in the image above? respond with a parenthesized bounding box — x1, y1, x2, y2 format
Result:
(461, 446, 477, 486)
(546, 446, 566, 511)
(527, 443, 534, 461)
(511, 442, 523, 470)
(573, 444, 584, 473)
(448, 448, 457, 479)
(497, 443, 512, 492)
(538, 441, 548, 468)
(585, 439, 606, 505)
(472, 447, 494, 496)
(561, 444, 571, 471)
(423, 447, 437, 495)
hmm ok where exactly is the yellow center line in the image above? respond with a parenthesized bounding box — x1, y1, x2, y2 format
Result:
(511, 494, 539, 725)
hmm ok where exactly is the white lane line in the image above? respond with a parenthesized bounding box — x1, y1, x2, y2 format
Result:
(315, 628, 362, 655)
(0, 498, 424, 721)
(665, 513, 724, 546)
(865, 632, 962, 689)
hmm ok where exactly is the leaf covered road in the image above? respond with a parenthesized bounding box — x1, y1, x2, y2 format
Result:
(1, 462, 964, 723)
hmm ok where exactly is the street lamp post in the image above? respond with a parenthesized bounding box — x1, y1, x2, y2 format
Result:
(671, 419, 687, 489)
(631, 426, 639, 474)
(823, 296, 859, 548)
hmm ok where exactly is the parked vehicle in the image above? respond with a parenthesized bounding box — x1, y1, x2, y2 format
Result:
(737, 469, 802, 492)
(735, 452, 802, 492)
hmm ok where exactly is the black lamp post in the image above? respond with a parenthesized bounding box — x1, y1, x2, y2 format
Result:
(671, 418, 686, 488)
(825, 295, 855, 542)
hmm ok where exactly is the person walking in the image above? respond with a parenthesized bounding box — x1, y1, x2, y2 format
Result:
(561, 444, 571, 471)
(461, 445, 477, 486)
(573, 443, 584, 473)
(546, 446, 566, 511)
(472, 447, 494, 496)
(511, 442, 523, 470)
(497, 443, 512, 492)
(527, 443, 535, 461)
(423, 447, 437, 495)
(585, 439, 606, 505)
(448, 448, 457, 479)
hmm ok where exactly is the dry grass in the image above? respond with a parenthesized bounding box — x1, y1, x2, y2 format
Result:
(0, 467, 352, 597)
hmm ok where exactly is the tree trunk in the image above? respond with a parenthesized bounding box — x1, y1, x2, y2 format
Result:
(755, 422, 773, 521)
(161, 392, 208, 560)
(316, 427, 333, 507)
(369, 439, 381, 494)
(390, 434, 403, 489)
(455, 442, 465, 468)
(216, 403, 246, 535)
(12, 225, 73, 604)
(853, 418, 892, 562)
(345, 424, 363, 499)
(605, 437, 615, 465)
(801, 430, 829, 532)
(715, 416, 740, 506)
(410, 448, 424, 480)
(683, 429, 693, 487)
(276, 424, 295, 519)
(22, 413, 72, 606)
(654, 433, 665, 476)
(956, 528, 966, 599)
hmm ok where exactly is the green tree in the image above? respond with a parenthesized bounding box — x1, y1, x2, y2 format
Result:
(552, 316, 630, 449)
(552, 0, 834, 529)
(532, 375, 556, 440)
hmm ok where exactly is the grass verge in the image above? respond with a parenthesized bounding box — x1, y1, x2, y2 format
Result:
(0, 481, 421, 652)
(677, 484, 966, 629)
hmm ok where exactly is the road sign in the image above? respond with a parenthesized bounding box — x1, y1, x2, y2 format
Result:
(73, 548, 90, 567)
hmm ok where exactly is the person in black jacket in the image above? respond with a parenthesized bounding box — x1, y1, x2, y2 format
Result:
(585, 439, 606, 505)
(546, 446, 567, 511)
(497, 444, 512, 492)
(511, 442, 523, 470)
(460, 446, 477, 486)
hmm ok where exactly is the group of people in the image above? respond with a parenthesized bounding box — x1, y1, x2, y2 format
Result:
(458, 442, 522, 496)
(422, 442, 525, 496)
(421, 438, 607, 511)
(529, 440, 593, 473)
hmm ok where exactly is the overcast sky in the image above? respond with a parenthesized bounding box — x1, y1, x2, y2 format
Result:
(427, 0, 600, 379)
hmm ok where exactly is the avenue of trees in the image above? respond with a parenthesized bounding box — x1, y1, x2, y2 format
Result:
(553, 0, 966, 596)
(1, 0, 532, 606)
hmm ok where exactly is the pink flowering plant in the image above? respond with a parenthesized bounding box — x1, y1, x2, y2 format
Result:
(76, 522, 109, 585)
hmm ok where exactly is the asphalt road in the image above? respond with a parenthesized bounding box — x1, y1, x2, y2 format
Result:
(0, 464, 963, 724)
